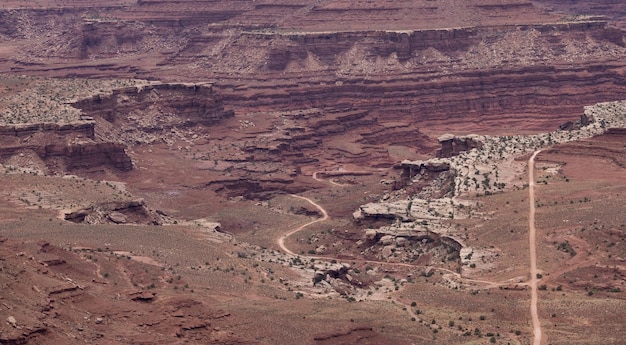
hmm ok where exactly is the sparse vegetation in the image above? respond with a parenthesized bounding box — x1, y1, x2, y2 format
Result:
(0, 6, 625, 344)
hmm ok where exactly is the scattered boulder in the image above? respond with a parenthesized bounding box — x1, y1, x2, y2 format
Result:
(129, 291, 157, 303)
(395, 237, 408, 247)
(108, 211, 127, 224)
(364, 229, 378, 241)
(312, 263, 365, 290)
(315, 245, 326, 254)
(65, 199, 164, 225)
(379, 235, 395, 246)
(381, 245, 395, 259)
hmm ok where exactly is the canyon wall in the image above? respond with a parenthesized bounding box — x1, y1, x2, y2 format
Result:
(189, 20, 626, 135)
(2, 3, 625, 138)
(43, 142, 133, 172)
(0, 122, 94, 143)
(73, 83, 234, 129)
(217, 62, 626, 135)
(0, 83, 233, 174)
(257, 21, 623, 72)
(0, 139, 132, 173)
(1, 1, 626, 170)
(534, 0, 626, 29)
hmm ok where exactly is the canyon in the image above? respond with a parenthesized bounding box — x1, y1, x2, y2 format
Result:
(0, 1, 625, 344)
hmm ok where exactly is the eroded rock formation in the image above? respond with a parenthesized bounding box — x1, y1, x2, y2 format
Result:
(1, 2, 626, 145)
(73, 83, 232, 129)
(0, 82, 235, 177)
(64, 198, 164, 225)
(0, 121, 132, 174)
(437, 134, 483, 158)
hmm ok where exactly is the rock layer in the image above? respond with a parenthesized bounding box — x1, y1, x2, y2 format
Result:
(1, 4, 625, 141)
(0, 82, 233, 175)
(72, 83, 233, 131)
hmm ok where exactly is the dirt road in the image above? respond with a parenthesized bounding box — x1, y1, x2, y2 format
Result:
(528, 150, 543, 345)
(276, 194, 329, 255)
(276, 166, 545, 345)
(280, 192, 514, 289)
(312, 171, 344, 186)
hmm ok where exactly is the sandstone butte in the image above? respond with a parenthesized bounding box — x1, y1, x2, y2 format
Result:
(0, 1, 625, 345)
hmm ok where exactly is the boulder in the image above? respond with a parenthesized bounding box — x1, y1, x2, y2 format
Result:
(423, 158, 451, 172)
(379, 235, 395, 246)
(381, 245, 395, 258)
(108, 211, 127, 224)
(395, 237, 408, 247)
(365, 229, 378, 241)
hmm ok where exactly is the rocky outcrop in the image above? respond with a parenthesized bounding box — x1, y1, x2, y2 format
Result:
(392, 159, 456, 197)
(360, 222, 462, 263)
(43, 142, 132, 172)
(78, 20, 149, 59)
(0, 324, 48, 345)
(0, 134, 132, 174)
(70, 83, 236, 151)
(1, 82, 234, 176)
(534, 0, 626, 29)
(73, 83, 234, 132)
(313, 327, 377, 343)
(0, 122, 94, 144)
(437, 134, 483, 158)
(398, 159, 452, 180)
(64, 199, 163, 225)
(558, 113, 593, 131)
(311, 262, 369, 292)
(365, 227, 463, 251)
(205, 175, 304, 200)
(354, 197, 455, 223)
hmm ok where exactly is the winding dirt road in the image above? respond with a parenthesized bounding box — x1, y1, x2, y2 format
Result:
(277, 194, 329, 255)
(528, 150, 543, 345)
(311, 170, 374, 187)
(279, 161, 545, 345)
(312, 171, 345, 187)
(279, 192, 516, 289)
